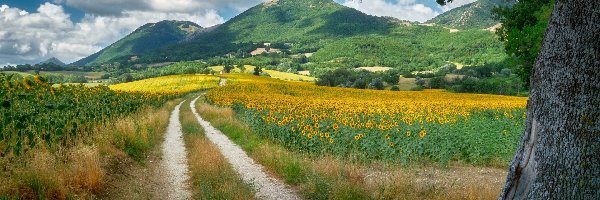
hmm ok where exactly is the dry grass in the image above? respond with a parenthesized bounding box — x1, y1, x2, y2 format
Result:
(0, 100, 177, 199)
(195, 101, 507, 200)
(181, 99, 255, 199)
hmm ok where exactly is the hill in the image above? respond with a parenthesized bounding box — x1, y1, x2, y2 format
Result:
(427, 0, 515, 29)
(40, 57, 66, 67)
(73, 20, 201, 66)
(75, 0, 507, 71)
(142, 0, 394, 62)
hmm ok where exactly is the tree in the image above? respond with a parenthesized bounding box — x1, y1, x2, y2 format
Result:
(498, 1, 600, 198)
(120, 73, 134, 83)
(434, 0, 600, 198)
(224, 64, 234, 73)
(494, 0, 554, 88)
(253, 66, 262, 76)
(237, 63, 246, 73)
(368, 77, 384, 90)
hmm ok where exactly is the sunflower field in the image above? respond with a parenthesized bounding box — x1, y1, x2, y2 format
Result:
(207, 74, 528, 166)
(110, 74, 220, 94)
(0, 73, 173, 155)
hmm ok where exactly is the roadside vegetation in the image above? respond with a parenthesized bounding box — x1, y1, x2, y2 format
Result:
(208, 75, 526, 166)
(195, 97, 505, 200)
(179, 95, 255, 199)
(0, 72, 200, 198)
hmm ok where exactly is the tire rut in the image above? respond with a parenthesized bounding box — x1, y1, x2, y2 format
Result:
(190, 96, 299, 200)
(160, 101, 193, 199)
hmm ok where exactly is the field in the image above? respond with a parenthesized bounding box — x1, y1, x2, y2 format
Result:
(2, 72, 527, 198)
(2, 71, 107, 79)
(0, 74, 172, 155)
(210, 66, 316, 82)
(110, 74, 220, 94)
(208, 74, 528, 166)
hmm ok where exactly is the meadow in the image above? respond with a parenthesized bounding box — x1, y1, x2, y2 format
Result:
(207, 74, 527, 166)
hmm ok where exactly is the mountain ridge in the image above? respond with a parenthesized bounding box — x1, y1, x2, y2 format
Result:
(73, 0, 506, 69)
(427, 0, 515, 29)
(40, 57, 66, 67)
(72, 20, 202, 66)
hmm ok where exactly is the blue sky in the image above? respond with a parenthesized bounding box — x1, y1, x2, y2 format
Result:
(0, 0, 451, 22)
(0, 0, 475, 65)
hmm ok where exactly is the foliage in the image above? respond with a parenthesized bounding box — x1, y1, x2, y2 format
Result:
(428, 0, 515, 29)
(253, 66, 263, 76)
(444, 76, 526, 96)
(0, 73, 172, 155)
(310, 28, 506, 70)
(494, 0, 553, 88)
(75, 0, 507, 74)
(107, 61, 214, 84)
(1, 63, 71, 72)
(207, 75, 527, 166)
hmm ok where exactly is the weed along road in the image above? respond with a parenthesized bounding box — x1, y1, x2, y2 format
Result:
(161, 101, 193, 199)
(190, 96, 300, 200)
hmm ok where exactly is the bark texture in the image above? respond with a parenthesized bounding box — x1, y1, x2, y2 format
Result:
(499, 0, 600, 199)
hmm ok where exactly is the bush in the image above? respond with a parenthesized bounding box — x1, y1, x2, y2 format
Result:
(410, 86, 424, 91)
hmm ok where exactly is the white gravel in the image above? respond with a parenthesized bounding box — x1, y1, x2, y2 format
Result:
(190, 96, 300, 200)
(160, 102, 193, 200)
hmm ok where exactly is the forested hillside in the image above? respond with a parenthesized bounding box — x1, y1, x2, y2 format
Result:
(75, 0, 507, 72)
(73, 20, 201, 66)
(427, 0, 515, 29)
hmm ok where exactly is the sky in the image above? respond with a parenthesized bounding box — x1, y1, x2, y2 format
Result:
(0, 0, 476, 66)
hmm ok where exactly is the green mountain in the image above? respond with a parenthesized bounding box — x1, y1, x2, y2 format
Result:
(427, 0, 515, 29)
(76, 0, 507, 71)
(39, 57, 66, 67)
(144, 0, 394, 62)
(73, 20, 201, 66)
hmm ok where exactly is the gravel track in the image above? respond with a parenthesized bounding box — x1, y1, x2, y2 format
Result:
(161, 101, 193, 200)
(190, 96, 299, 200)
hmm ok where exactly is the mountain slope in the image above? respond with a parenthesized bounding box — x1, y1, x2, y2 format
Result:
(427, 0, 515, 29)
(75, 0, 507, 70)
(73, 20, 201, 66)
(141, 0, 394, 62)
(206, 0, 392, 42)
(40, 57, 66, 67)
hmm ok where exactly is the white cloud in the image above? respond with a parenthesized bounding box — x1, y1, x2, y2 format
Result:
(0, 3, 225, 65)
(63, 0, 267, 16)
(439, 0, 477, 11)
(342, 0, 439, 22)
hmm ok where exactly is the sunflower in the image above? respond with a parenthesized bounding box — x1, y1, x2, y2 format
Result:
(419, 129, 426, 138)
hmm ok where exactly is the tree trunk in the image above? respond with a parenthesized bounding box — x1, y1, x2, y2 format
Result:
(499, 1, 600, 199)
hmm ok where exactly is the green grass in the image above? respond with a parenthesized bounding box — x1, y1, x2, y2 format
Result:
(195, 98, 508, 199)
(195, 99, 370, 199)
(180, 96, 255, 200)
